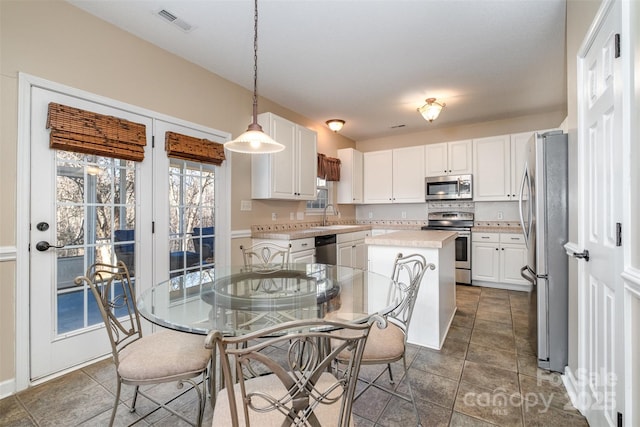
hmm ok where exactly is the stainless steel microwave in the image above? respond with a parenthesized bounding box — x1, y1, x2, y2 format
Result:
(425, 174, 473, 200)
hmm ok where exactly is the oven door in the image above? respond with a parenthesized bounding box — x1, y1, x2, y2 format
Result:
(422, 226, 471, 270)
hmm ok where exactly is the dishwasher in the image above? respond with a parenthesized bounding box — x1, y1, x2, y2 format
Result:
(314, 234, 337, 264)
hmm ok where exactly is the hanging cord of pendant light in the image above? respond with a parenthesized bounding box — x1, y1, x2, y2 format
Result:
(224, 0, 285, 153)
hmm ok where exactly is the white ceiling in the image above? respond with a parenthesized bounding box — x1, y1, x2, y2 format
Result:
(67, 0, 567, 141)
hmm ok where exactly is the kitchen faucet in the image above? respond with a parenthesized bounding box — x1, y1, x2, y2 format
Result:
(322, 204, 337, 226)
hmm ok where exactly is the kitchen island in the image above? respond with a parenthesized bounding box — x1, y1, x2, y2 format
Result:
(365, 229, 457, 350)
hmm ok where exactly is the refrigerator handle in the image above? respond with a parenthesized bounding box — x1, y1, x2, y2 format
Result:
(518, 166, 529, 245)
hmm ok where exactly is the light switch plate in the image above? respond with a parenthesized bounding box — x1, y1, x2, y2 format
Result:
(240, 200, 252, 211)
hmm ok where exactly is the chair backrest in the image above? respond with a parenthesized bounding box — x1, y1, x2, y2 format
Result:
(193, 226, 215, 260)
(205, 316, 385, 427)
(387, 253, 435, 333)
(240, 242, 292, 270)
(74, 261, 142, 366)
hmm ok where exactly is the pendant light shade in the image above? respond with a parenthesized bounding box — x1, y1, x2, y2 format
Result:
(417, 98, 446, 123)
(224, 0, 285, 154)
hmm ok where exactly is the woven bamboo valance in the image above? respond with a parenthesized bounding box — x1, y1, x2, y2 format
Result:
(165, 131, 226, 166)
(46, 102, 147, 162)
(317, 153, 341, 181)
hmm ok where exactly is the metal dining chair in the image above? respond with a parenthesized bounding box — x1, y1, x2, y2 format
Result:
(337, 252, 435, 427)
(240, 242, 292, 270)
(204, 316, 385, 426)
(75, 261, 210, 426)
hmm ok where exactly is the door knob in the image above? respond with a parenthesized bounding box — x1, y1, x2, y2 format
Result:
(573, 250, 590, 262)
(35, 241, 65, 252)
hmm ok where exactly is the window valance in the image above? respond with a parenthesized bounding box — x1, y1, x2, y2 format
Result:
(165, 131, 226, 166)
(317, 153, 341, 181)
(46, 102, 147, 162)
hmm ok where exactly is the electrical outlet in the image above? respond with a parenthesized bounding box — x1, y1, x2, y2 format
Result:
(401, 211, 407, 219)
(297, 212, 304, 220)
(271, 212, 277, 221)
(368, 212, 373, 219)
(497, 211, 504, 220)
(289, 212, 295, 220)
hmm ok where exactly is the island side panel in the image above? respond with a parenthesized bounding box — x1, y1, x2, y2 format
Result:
(367, 244, 449, 349)
(438, 238, 457, 348)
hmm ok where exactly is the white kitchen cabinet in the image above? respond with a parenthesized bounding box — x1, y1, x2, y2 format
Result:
(252, 237, 315, 264)
(251, 112, 317, 200)
(336, 148, 363, 204)
(473, 131, 543, 202)
(509, 131, 534, 200)
(336, 231, 368, 270)
(471, 233, 501, 282)
(363, 146, 424, 204)
(425, 140, 472, 177)
(472, 232, 527, 286)
(472, 135, 511, 201)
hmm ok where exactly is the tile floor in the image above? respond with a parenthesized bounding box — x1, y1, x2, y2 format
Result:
(0, 285, 589, 426)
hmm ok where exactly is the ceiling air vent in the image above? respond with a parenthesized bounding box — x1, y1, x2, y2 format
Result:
(155, 9, 195, 33)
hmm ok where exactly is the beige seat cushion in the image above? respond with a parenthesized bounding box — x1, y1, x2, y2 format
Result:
(360, 322, 405, 363)
(213, 372, 354, 426)
(334, 321, 405, 364)
(118, 330, 210, 384)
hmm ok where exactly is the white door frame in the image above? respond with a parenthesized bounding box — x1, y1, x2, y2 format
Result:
(16, 73, 231, 391)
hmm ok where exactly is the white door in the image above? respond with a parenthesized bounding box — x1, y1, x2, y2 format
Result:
(577, 1, 623, 425)
(29, 87, 153, 380)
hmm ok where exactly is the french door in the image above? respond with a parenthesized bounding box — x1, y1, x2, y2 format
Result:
(26, 84, 230, 382)
(29, 87, 153, 380)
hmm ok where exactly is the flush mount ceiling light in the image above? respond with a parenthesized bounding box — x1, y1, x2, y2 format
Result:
(326, 119, 345, 133)
(417, 98, 446, 123)
(224, 0, 285, 154)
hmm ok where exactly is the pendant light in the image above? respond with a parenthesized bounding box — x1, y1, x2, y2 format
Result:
(224, 0, 285, 154)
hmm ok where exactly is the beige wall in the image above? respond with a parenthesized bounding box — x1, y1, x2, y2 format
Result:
(0, 0, 354, 385)
(355, 110, 566, 152)
(565, 0, 601, 373)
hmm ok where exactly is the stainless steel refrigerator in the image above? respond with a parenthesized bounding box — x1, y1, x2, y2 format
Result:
(518, 130, 568, 372)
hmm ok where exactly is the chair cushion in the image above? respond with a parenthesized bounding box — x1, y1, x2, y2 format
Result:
(334, 321, 405, 364)
(360, 322, 405, 363)
(213, 372, 353, 426)
(118, 330, 209, 384)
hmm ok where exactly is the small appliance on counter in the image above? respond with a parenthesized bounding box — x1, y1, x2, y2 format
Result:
(421, 212, 473, 284)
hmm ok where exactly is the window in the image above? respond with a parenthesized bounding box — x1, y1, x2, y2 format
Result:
(306, 177, 332, 213)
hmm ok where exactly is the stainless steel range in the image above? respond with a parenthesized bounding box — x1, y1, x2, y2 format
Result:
(421, 212, 473, 285)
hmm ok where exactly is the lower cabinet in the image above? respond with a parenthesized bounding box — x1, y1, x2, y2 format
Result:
(472, 232, 527, 286)
(252, 237, 315, 264)
(336, 231, 369, 270)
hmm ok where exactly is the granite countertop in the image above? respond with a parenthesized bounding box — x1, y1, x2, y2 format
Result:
(472, 221, 523, 234)
(365, 229, 457, 249)
(252, 224, 372, 240)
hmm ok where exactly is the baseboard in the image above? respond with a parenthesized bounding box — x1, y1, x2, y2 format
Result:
(562, 366, 584, 414)
(471, 280, 532, 292)
(0, 377, 16, 399)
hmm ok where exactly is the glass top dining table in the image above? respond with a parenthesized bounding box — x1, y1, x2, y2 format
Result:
(137, 263, 403, 336)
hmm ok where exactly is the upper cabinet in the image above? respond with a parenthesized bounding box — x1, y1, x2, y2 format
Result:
(425, 140, 473, 177)
(336, 148, 363, 204)
(251, 112, 317, 200)
(473, 131, 537, 202)
(363, 146, 425, 204)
